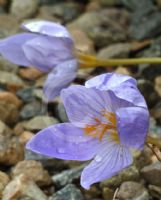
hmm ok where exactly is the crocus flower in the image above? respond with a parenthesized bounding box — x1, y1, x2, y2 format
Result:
(26, 73, 149, 189)
(0, 20, 77, 100)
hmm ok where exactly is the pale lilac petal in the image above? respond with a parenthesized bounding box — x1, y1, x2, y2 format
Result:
(85, 73, 147, 108)
(0, 33, 37, 67)
(21, 20, 73, 42)
(61, 86, 133, 128)
(26, 123, 99, 161)
(81, 136, 133, 189)
(116, 107, 149, 150)
(23, 35, 74, 72)
(43, 59, 78, 101)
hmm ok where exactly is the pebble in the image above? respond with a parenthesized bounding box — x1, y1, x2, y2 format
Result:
(154, 75, 161, 97)
(56, 102, 68, 122)
(0, 92, 22, 125)
(22, 115, 59, 131)
(10, 0, 39, 20)
(117, 181, 149, 200)
(19, 67, 43, 81)
(11, 160, 52, 187)
(49, 184, 84, 200)
(148, 184, 161, 199)
(52, 164, 85, 188)
(100, 165, 140, 188)
(0, 71, 24, 92)
(20, 100, 44, 120)
(0, 171, 10, 199)
(102, 187, 114, 200)
(17, 87, 35, 103)
(0, 120, 12, 136)
(2, 174, 48, 200)
(141, 161, 161, 187)
(0, 134, 24, 165)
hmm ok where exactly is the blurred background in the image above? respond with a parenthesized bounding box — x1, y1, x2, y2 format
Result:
(1, 0, 161, 199)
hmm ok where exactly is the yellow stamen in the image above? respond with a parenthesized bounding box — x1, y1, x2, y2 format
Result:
(84, 110, 118, 141)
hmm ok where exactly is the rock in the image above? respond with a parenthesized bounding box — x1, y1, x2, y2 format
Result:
(0, 14, 19, 38)
(22, 116, 59, 131)
(137, 79, 160, 108)
(0, 171, 10, 199)
(69, 28, 95, 54)
(19, 131, 34, 145)
(52, 164, 85, 187)
(11, 160, 52, 187)
(2, 174, 48, 200)
(10, 0, 39, 21)
(121, 0, 154, 11)
(100, 0, 121, 6)
(151, 101, 161, 125)
(56, 102, 68, 122)
(0, 56, 18, 73)
(155, 75, 161, 97)
(48, 2, 83, 23)
(0, 71, 24, 92)
(20, 101, 44, 120)
(114, 67, 131, 76)
(141, 162, 161, 186)
(49, 184, 84, 200)
(19, 67, 43, 81)
(148, 185, 161, 199)
(0, 134, 24, 165)
(0, 120, 12, 136)
(117, 181, 149, 200)
(100, 165, 140, 188)
(0, 92, 22, 125)
(102, 187, 114, 200)
(129, 10, 161, 40)
(97, 43, 131, 59)
(17, 87, 35, 103)
(67, 12, 101, 34)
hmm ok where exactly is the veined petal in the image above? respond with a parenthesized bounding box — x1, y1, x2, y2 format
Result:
(23, 35, 74, 72)
(43, 59, 78, 101)
(21, 20, 73, 43)
(81, 137, 133, 189)
(26, 123, 99, 161)
(0, 33, 37, 67)
(116, 107, 149, 150)
(85, 73, 147, 108)
(61, 86, 133, 128)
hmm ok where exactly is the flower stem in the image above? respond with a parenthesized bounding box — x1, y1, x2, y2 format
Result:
(76, 52, 161, 68)
(146, 135, 161, 149)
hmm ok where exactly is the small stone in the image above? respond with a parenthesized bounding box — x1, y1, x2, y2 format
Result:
(56, 102, 68, 122)
(137, 79, 160, 108)
(0, 71, 24, 92)
(100, 165, 140, 188)
(117, 181, 149, 200)
(67, 12, 101, 34)
(121, 0, 154, 11)
(100, 0, 121, 6)
(19, 131, 34, 145)
(19, 67, 43, 81)
(2, 174, 48, 200)
(20, 101, 44, 120)
(0, 134, 24, 165)
(151, 101, 161, 125)
(141, 162, 161, 187)
(52, 164, 85, 187)
(49, 184, 84, 200)
(0, 14, 19, 38)
(0, 92, 22, 125)
(102, 187, 114, 200)
(17, 87, 35, 103)
(0, 57, 18, 73)
(0, 120, 12, 136)
(148, 185, 161, 199)
(97, 43, 131, 59)
(155, 75, 161, 97)
(0, 171, 10, 199)
(22, 116, 59, 131)
(10, 0, 39, 21)
(12, 160, 52, 187)
(69, 28, 95, 54)
(114, 67, 131, 76)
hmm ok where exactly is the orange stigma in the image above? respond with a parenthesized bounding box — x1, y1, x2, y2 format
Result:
(84, 111, 118, 141)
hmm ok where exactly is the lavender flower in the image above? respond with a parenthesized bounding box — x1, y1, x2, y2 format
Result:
(0, 20, 77, 100)
(26, 73, 149, 189)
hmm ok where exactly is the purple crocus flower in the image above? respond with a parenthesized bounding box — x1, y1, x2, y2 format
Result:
(26, 73, 149, 189)
(0, 20, 77, 100)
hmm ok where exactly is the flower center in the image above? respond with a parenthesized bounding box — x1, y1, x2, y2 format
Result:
(84, 110, 119, 142)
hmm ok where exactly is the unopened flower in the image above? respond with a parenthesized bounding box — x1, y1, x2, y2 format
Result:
(0, 20, 77, 100)
(26, 73, 149, 189)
